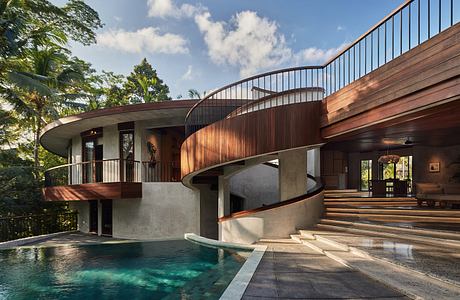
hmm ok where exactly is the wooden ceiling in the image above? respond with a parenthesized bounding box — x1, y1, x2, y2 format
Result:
(322, 99, 460, 152)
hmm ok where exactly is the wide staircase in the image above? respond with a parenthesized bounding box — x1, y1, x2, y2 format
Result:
(321, 190, 460, 232)
(289, 189, 460, 297)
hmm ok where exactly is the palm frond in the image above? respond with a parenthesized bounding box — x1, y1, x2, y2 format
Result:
(8, 71, 52, 96)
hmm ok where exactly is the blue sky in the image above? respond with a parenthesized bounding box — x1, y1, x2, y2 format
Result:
(55, 0, 405, 98)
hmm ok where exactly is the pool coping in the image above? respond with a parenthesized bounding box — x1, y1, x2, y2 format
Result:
(184, 233, 266, 300)
(0, 231, 78, 249)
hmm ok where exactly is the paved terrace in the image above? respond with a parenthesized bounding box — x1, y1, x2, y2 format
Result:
(243, 239, 407, 299)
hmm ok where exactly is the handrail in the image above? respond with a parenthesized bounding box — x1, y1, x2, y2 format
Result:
(219, 176, 323, 221)
(185, 65, 323, 120)
(185, 0, 458, 137)
(44, 159, 180, 187)
(45, 158, 140, 172)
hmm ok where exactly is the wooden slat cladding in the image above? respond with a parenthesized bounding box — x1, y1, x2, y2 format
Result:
(322, 22, 460, 128)
(42, 182, 142, 201)
(181, 102, 323, 180)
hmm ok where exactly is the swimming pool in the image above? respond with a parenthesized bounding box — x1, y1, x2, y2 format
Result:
(0, 240, 249, 299)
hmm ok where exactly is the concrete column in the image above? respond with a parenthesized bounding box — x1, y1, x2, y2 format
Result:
(279, 148, 308, 201)
(218, 175, 230, 240)
(307, 148, 321, 177)
(97, 200, 102, 236)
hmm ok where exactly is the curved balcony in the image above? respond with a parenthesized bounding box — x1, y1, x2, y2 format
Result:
(43, 159, 180, 201)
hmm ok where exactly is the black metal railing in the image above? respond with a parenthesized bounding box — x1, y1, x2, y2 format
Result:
(44, 159, 181, 187)
(0, 212, 78, 242)
(142, 161, 181, 182)
(44, 159, 142, 187)
(185, 0, 459, 137)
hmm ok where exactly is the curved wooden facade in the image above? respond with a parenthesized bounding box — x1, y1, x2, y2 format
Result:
(181, 101, 323, 182)
(180, 23, 460, 184)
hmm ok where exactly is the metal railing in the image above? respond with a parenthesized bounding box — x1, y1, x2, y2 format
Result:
(0, 212, 78, 242)
(142, 161, 181, 182)
(185, 0, 459, 136)
(44, 159, 180, 187)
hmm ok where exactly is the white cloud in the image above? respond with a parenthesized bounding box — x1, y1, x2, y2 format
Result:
(181, 65, 193, 80)
(195, 10, 292, 77)
(295, 43, 348, 64)
(147, 0, 201, 18)
(337, 25, 345, 31)
(97, 27, 189, 54)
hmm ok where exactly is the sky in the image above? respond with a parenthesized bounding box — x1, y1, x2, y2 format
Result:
(53, 0, 405, 98)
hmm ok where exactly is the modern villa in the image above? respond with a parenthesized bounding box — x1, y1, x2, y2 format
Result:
(25, 0, 460, 297)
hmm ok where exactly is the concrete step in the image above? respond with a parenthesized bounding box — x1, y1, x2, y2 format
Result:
(316, 223, 460, 249)
(324, 197, 417, 202)
(324, 201, 417, 207)
(325, 212, 460, 223)
(320, 219, 460, 241)
(326, 207, 460, 217)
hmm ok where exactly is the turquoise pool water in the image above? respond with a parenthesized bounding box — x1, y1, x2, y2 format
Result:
(0, 240, 248, 299)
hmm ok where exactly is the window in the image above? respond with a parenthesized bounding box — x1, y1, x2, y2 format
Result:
(360, 160, 372, 191)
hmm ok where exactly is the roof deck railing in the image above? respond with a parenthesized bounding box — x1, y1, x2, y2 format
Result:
(185, 0, 459, 137)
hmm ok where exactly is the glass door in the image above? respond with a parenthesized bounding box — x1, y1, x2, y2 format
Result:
(83, 140, 95, 183)
(120, 131, 134, 182)
(396, 156, 413, 193)
(360, 160, 372, 191)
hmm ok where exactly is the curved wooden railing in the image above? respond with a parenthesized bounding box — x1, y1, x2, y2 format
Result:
(219, 176, 323, 222)
(185, 0, 458, 137)
(44, 159, 180, 187)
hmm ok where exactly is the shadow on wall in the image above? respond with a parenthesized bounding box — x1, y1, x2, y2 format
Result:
(220, 192, 324, 244)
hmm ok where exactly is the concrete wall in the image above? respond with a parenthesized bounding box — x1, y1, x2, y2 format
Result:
(111, 183, 200, 240)
(413, 145, 460, 186)
(102, 125, 118, 160)
(229, 164, 279, 210)
(221, 192, 324, 244)
(196, 184, 218, 239)
(279, 149, 307, 201)
(69, 201, 89, 233)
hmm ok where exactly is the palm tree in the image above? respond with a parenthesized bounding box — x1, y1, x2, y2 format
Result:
(6, 47, 86, 167)
(188, 89, 201, 99)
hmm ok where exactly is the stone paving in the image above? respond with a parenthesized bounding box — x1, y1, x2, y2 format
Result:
(243, 239, 408, 299)
(314, 230, 460, 285)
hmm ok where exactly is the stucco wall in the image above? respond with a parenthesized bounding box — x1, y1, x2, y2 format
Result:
(111, 183, 200, 240)
(69, 201, 89, 233)
(229, 164, 279, 210)
(221, 192, 324, 244)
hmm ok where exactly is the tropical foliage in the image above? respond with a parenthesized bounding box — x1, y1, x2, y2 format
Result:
(0, 1, 173, 217)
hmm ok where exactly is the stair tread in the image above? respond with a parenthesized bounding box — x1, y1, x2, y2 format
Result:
(320, 219, 460, 239)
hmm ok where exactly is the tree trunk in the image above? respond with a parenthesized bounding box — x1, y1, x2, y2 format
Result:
(33, 111, 42, 169)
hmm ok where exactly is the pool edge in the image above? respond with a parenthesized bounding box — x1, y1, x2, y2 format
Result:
(184, 233, 267, 300)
